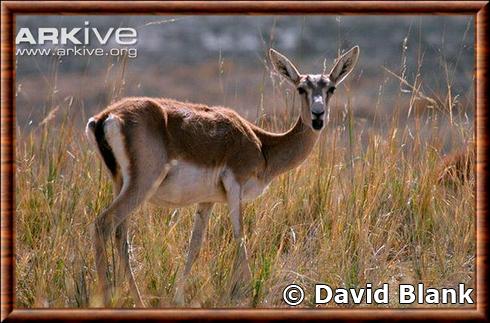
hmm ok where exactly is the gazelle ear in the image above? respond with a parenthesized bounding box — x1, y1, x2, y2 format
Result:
(269, 49, 301, 85)
(328, 46, 360, 85)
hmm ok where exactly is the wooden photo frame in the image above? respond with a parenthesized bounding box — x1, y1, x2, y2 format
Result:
(1, 1, 488, 321)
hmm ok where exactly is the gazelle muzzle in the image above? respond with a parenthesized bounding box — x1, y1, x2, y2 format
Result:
(311, 100, 325, 131)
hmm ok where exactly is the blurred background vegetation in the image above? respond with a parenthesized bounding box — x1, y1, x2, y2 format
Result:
(16, 16, 473, 136)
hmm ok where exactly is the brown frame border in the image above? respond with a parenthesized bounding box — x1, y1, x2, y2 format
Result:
(1, 1, 488, 321)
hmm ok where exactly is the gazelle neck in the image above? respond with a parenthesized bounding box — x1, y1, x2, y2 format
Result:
(256, 116, 320, 181)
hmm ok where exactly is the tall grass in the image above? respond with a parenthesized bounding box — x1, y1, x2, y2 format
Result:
(15, 92, 474, 308)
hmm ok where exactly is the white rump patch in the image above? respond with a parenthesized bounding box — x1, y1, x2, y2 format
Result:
(104, 114, 131, 187)
(85, 117, 97, 145)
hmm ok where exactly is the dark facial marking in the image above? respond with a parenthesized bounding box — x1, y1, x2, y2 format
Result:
(312, 118, 323, 130)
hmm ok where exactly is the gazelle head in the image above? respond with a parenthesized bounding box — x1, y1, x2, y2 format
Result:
(270, 46, 359, 132)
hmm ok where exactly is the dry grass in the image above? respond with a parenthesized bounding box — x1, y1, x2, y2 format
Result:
(15, 92, 475, 308)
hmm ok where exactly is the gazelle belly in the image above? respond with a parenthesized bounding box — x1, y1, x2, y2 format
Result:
(149, 161, 227, 207)
(148, 160, 269, 207)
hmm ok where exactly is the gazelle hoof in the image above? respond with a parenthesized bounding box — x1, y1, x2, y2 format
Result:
(174, 288, 186, 306)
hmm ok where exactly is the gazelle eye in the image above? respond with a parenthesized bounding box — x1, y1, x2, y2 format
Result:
(328, 87, 336, 94)
(297, 87, 306, 95)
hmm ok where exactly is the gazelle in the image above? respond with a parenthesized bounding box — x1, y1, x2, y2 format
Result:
(86, 46, 359, 307)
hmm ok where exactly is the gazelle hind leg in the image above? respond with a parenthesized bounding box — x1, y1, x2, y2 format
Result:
(174, 203, 214, 305)
(93, 208, 113, 306)
(94, 168, 168, 307)
(94, 114, 169, 307)
(92, 141, 124, 306)
(115, 219, 144, 307)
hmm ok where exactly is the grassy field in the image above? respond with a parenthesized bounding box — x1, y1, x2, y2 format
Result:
(14, 17, 475, 307)
(15, 83, 475, 308)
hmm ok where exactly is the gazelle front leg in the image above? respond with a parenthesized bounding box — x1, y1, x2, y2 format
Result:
(174, 203, 214, 305)
(222, 173, 252, 301)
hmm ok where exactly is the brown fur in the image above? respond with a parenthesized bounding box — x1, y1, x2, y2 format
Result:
(90, 97, 318, 184)
(437, 143, 475, 184)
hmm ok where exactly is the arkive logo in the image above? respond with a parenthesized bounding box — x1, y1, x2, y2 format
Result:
(16, 21, 137, 45)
